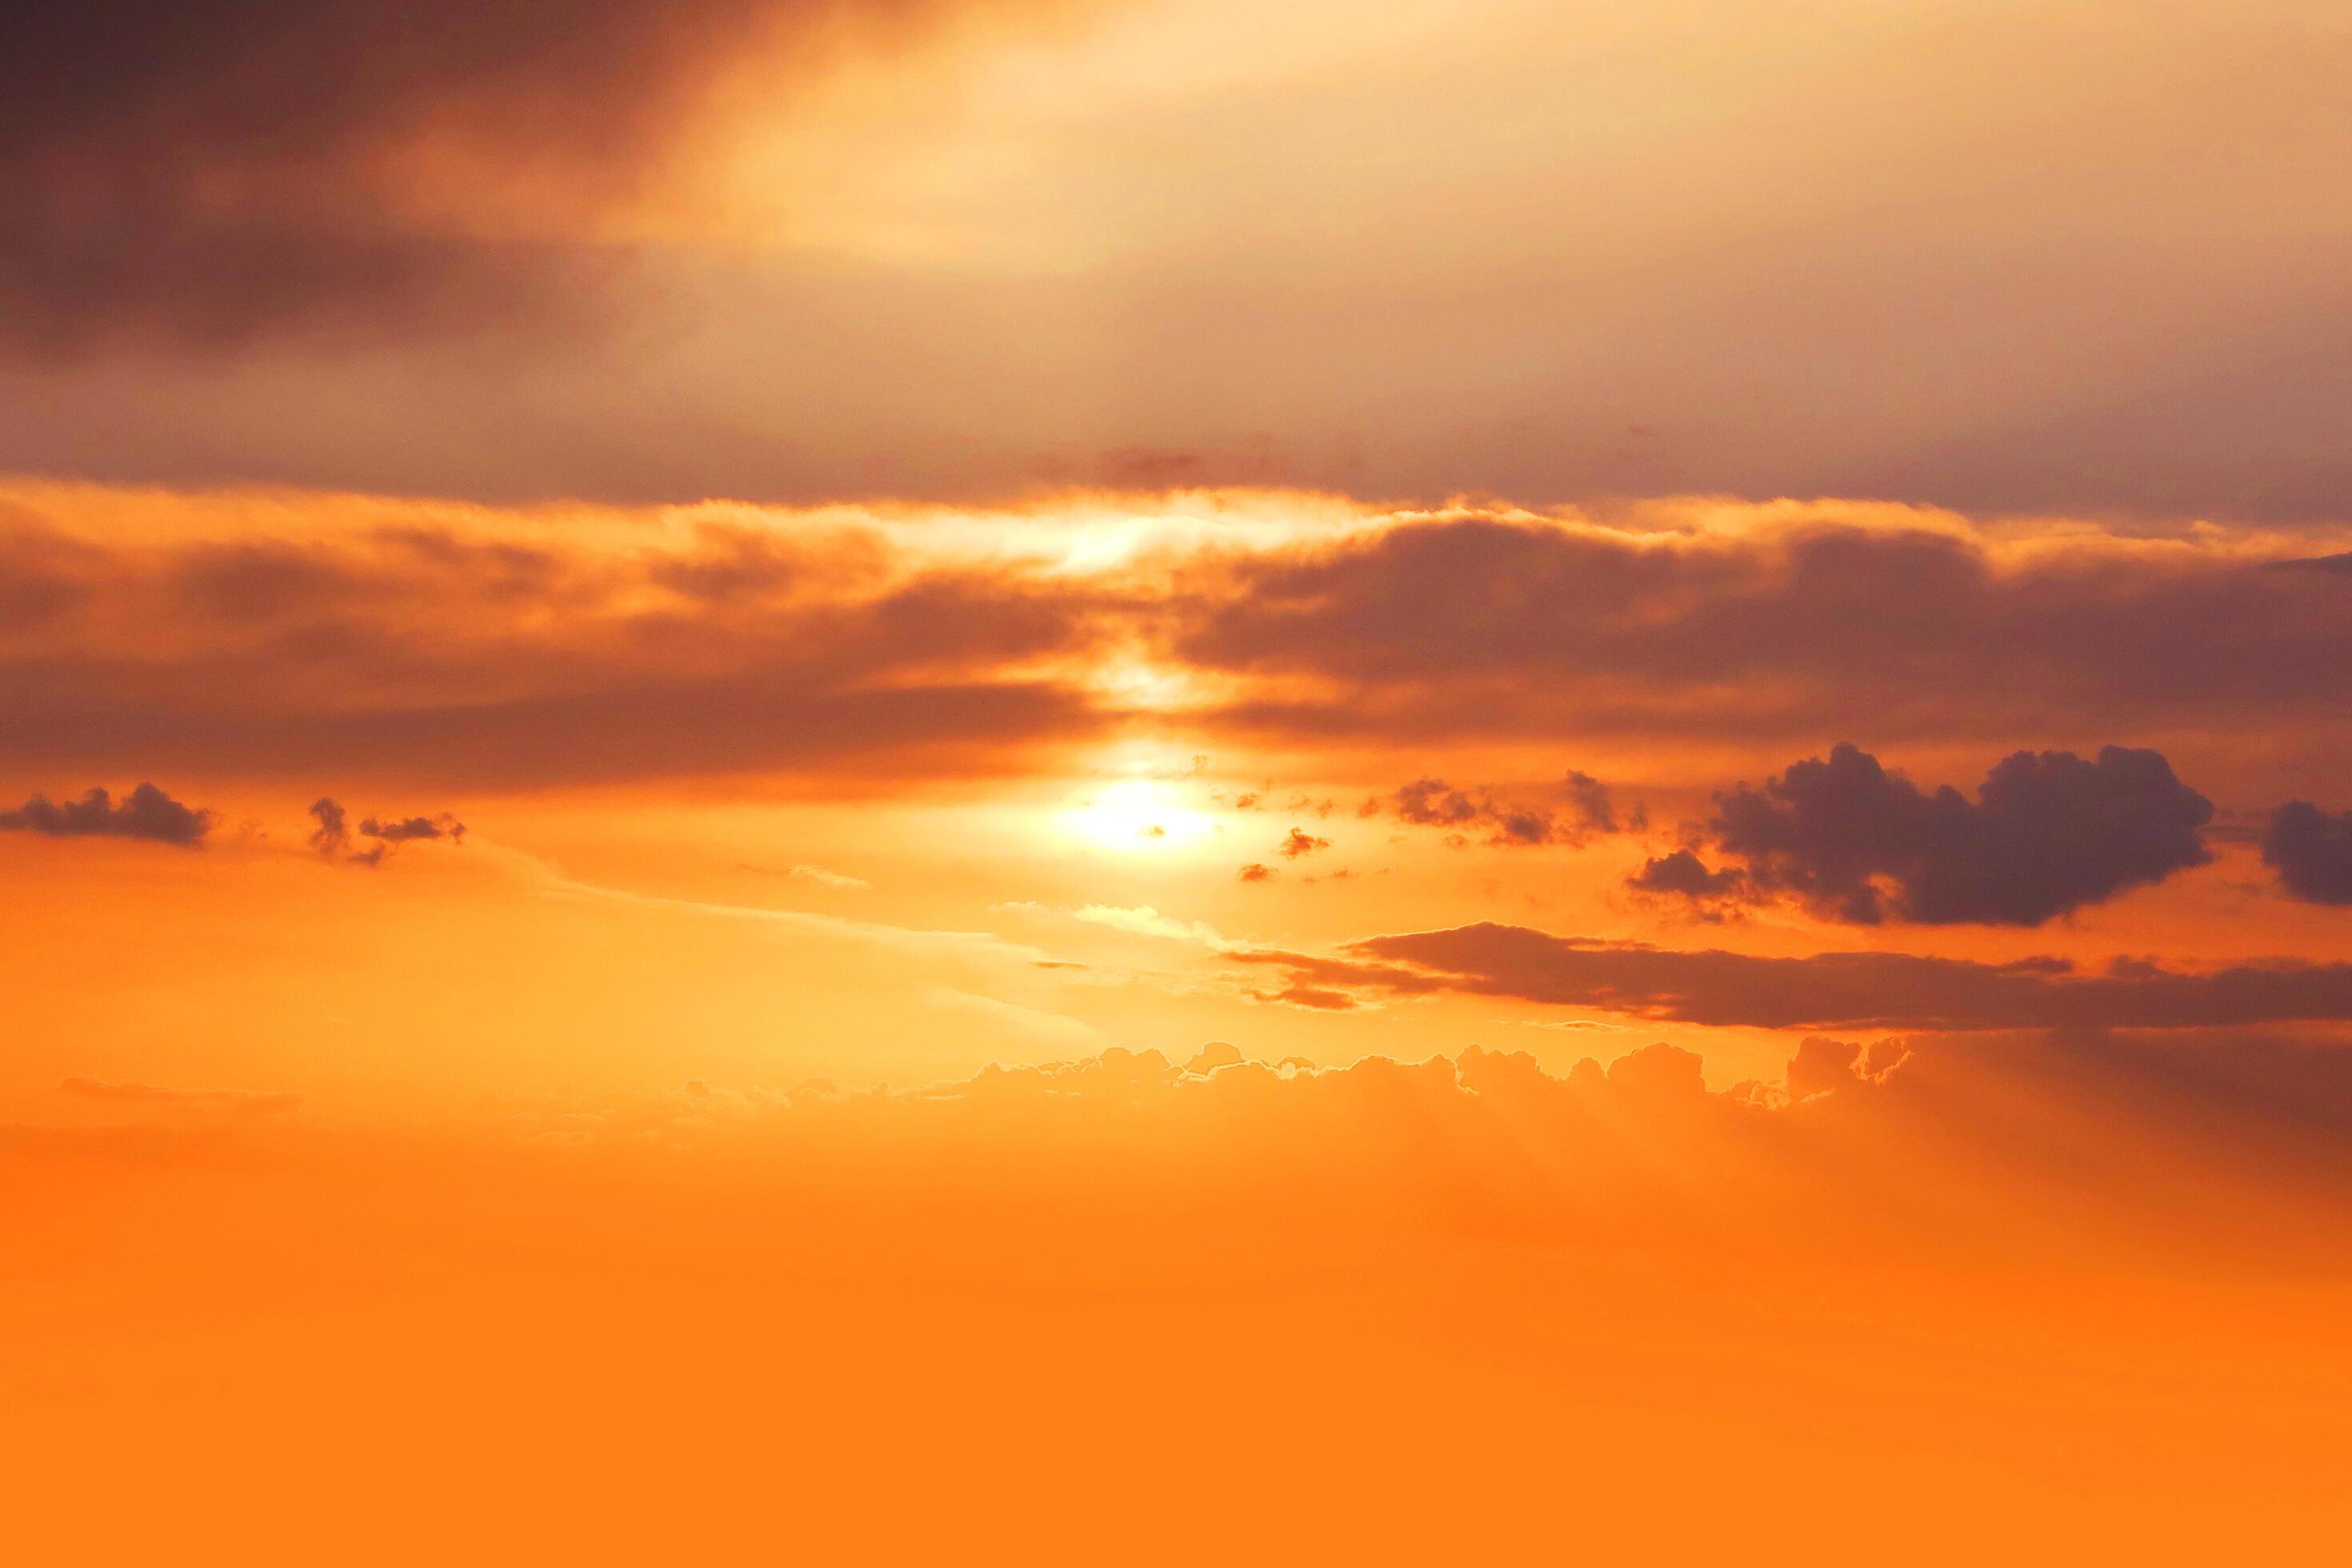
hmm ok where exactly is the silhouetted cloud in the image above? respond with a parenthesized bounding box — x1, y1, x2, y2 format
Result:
(1694, 743, 2211, 926)
(0, 496, 1114, 788)
(1187, 514, 2352, 748)
(0, 782, 210, 846)
(310, 796, 466, 867)
(1625, 849, 1746, 917)
(2263, 802, 2352, 906)
(1370, 769, 1641, 848)
(1230, 922, 2352, 1033)
(1277, 828, 1329, 859)
(0, 0, 1056, 354)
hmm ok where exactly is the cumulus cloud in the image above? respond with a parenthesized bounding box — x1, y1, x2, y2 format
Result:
(0, 782, 210, 846)
(1277, 828, 1330, 859)
(2263, 802, 2352, 906)
(1625, 849, 1746, 918)
(1680, 743, 2212, 926)
(487, 1031, 2352, 1208)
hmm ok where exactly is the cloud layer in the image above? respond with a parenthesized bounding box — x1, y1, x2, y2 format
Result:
(1233, 922, 2352, 1034)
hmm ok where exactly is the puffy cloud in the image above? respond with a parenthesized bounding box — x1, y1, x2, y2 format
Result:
(2263, 802, 2352, 906)
(1235, 922, 2352, 1034)
(1625, 849, 1746, 918)
(0, 782, 210, 846)
(478, 1030, 2352, 1202)
(1697, 743, 2211, 926)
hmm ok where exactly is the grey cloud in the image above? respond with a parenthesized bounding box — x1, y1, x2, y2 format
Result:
(0, 782, 211, 846)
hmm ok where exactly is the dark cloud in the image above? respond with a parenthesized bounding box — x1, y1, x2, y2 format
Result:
(0, 782, 211, 846)
(310, 796, 466, 866)
(0, 0, 1018, 353)
(1186, 517, 2352, 754)
(359, 813, 465, 844)
(1624, 849, 1747, 920)
(1626, 849, 1742, 899)
(0, 510, 1113, 788)
(1374, 769, 1641, 847)
(1695, 744, 2212, 926)
(2263, 802, 2352, 906)
(1277, 828, 1329, 859)
(1232, 922, 2352, 1034)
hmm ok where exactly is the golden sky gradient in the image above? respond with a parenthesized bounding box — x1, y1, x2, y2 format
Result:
(7, 3, 2352, 1560)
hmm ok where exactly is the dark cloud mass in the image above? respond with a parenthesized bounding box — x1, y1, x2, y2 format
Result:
(1189, 517, 2352, 752)
(1698, 744, 2212, 926)
(2264, 802, 2352, 906)
(0, 0, 976, 351)
(0, 508, 1112, 788)
(1238, 922, 2352, 1034)
(0, 782, 211, 846)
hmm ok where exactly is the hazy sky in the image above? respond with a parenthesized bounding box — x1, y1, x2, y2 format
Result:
(9, 6, 2352, 1554)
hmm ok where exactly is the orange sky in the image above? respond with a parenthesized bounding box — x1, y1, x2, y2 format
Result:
(7, 4, 2352, 1560)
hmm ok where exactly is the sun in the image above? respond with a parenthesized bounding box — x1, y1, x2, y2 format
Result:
(1064, 778, 1214, 850)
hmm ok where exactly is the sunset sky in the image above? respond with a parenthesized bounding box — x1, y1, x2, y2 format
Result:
(9, 3, 2352, 1560)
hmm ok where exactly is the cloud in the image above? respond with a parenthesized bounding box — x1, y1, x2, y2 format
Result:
(1185, 511, 2352, 750)
(740, 862, 870, 891)
(1371, 769, 1640, 848)
(0, 0, 1070, 354)
(1277, 828, 1330, 859)
(1694, 743, 2212, 926)
(0, 490, 1114, 789)
(6, 486, 2349, 806)
(481, 1030, 2352, 1208)
(310, 796, 466, 867)
(1237, 862, 1273, 883)
(0, 782, 211, 846)
(1229, 921, 2352, 1034)
(2263, 802, 2352, 906)
(1072, 904, 1225, 945)
(1624, 849, 1747, 919)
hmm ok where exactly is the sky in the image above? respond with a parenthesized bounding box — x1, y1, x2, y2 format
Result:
(8, 2, 2352, 1558)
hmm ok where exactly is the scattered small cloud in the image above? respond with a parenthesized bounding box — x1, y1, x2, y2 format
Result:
(1278, 828, 1330, 859)
(310, 797, 466, 868)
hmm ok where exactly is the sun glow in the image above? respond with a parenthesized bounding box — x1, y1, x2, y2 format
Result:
(1062, 778, 1215, 850)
